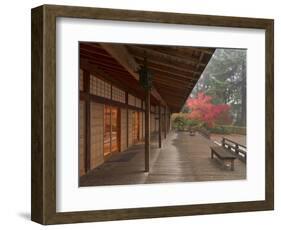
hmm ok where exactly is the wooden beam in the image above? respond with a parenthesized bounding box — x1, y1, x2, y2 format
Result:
(100, 43, 139, 78)
(145, 89, 150, 172)
(148, 64, 196, 79)
(158, 94, 186, 104)
(157, 93, 186, 101)
(80, 51, 116, 65)
(154, 81, 189, 92)
(134, 55, 199, 74)
(80, 43, 112, 57)
(99, 43, 167, 106)
(149, 45, 215, 55)
(153, 69, 196, 82)
(80, 54, 129, 72)
(197, 52, 205, 69)
(156, 89, 186, 97)
(179, 88, 194, 110)
(161, 101, 183, 108)
(135, 57, 200, 76)
(153, 75, 194, 88)
(137, 45, 201, 63)
(153, 75, 196, 95)
(87, 61, 131, 75)
(161, 97, 184, 103)
(161, 101, 183, 109)
(155, 89, 185, 99)
(128, 45, 204, 68)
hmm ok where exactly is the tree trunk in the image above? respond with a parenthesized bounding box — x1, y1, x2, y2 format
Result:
(239, 61, 246, 126)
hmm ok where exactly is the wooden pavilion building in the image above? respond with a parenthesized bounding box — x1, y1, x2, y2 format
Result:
(79, 42, 215, 178)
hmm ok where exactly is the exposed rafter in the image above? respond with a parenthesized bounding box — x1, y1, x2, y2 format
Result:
(128, 45, 206, 68)
(146, 44, 215, 55)
(136, 45, 201, 63)
(134, 56, 200, 75)
(99, 43, 167, 106)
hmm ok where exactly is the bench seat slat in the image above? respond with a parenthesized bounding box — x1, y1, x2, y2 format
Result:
(238, 149, 246, 155)
(211, 146, 236, 159)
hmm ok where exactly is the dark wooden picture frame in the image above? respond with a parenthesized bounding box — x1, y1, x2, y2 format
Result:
(31, 4, 274, 225)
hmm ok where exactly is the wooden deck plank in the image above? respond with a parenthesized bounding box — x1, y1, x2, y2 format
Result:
(79, 131, 246, 187)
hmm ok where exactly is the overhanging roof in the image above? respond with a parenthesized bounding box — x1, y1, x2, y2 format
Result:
(80, 42, 215, 112)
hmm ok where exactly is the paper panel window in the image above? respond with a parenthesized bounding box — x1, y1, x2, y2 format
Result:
(104, 81, 111, 99)
(112, 86, 125, 103)
(136, 98, 142, 108)
(90, 75, 111, 99)
(128, 94, 136, 106)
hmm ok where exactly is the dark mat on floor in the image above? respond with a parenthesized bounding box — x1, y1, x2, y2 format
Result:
(107, 151, 139, 163)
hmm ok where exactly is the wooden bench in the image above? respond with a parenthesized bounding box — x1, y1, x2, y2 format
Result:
(210, 146, 236, 171)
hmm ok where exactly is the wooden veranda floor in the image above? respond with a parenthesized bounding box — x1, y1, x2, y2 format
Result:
(79, 131, 246, 187)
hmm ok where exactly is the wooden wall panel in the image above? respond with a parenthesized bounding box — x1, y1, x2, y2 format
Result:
(128, 110, 133, 146)
(139, 112, 143, 141)
(79, 101, 85, 176)
(120, 108, 127, 151)
(90, 102, 104, 169)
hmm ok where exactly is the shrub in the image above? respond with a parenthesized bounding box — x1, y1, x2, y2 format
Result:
(209, 125, 246, 135)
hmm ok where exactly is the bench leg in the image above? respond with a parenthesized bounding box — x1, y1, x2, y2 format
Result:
(231, 160, 234, 171)
(211, 150, 214, 159)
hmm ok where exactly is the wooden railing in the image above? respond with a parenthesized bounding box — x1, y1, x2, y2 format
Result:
(222, 138, 247, 163)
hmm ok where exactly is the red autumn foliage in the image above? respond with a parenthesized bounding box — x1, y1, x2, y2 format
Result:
(186, 92, 231, 127)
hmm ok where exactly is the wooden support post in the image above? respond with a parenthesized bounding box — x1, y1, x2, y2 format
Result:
(164, 106, 167, 138)
(158, 104, 162, 148)
(222, 138, 225, 148)
(145, 89, 150, 172)
(168, 113, 171, 132)
(83, 71, 91, 173)
(231, 160, 235, 171)
(167, 110, 170, 133)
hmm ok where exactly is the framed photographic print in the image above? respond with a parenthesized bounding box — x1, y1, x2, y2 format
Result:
(31, 4, 274, 225)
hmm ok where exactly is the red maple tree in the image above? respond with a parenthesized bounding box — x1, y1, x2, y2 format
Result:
(186, 92, 231, 127)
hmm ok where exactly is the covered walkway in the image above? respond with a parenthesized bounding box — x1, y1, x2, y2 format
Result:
(80, 132, 246, 186)
(79, 43, 215, 177)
